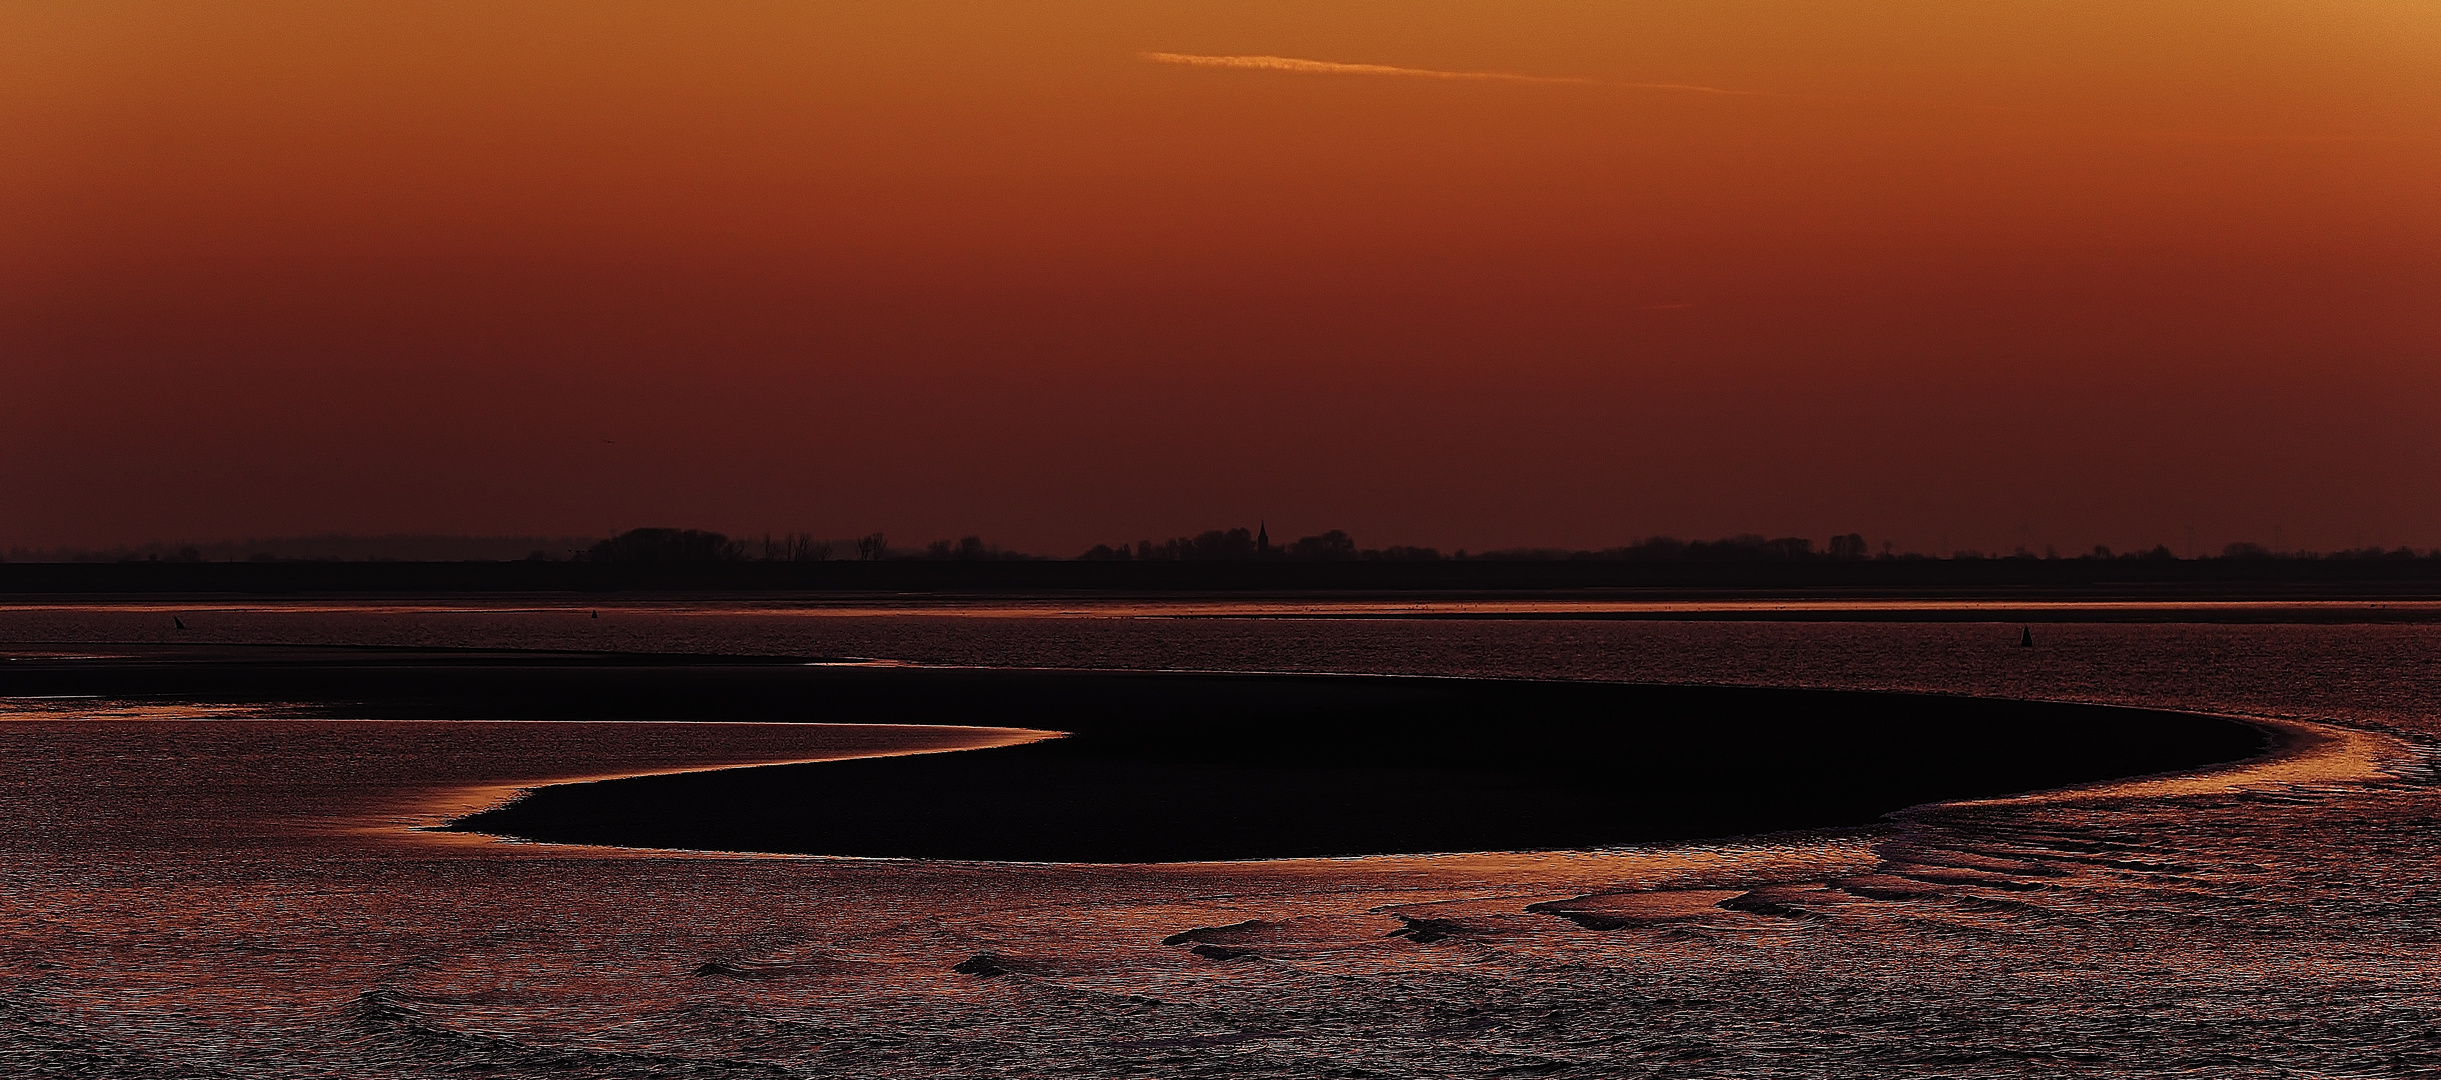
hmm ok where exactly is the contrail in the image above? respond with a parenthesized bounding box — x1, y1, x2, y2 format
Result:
(1139, 52, 1750, 95)
(1140, 52, 1595, 86)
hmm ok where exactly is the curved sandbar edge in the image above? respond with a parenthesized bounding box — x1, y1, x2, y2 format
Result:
(442, 668, 2272, 862)
(0, 645, 2273, 863)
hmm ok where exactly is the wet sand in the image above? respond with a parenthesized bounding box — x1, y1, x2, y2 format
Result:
(4, 621, 2432, 1076)
(3, 644, 2268, 862)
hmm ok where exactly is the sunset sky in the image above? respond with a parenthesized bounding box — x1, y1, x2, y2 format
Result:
(5, 1, 2435, 555)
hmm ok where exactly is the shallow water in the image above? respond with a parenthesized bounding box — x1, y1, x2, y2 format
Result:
(3, 602, 2440, 1076)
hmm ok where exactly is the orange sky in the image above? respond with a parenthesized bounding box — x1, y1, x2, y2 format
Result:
(5, 1, 2436, 555)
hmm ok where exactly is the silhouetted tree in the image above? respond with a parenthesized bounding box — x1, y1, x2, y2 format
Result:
(2330, 545, 2429, 560)
(1288, 530, 1357, 560)
(586, 528, 743, 563)
(1119, 527, 1265, 561)
(923, 535, 983, 559)
(854, 533, 888, 561)
(1827, 533, 1868, 560)
(1185, 528, 1259, 560)
(760, 533, 834, 561)
(915, 535, 1033, 560)
(1617, 537, 1689, 560)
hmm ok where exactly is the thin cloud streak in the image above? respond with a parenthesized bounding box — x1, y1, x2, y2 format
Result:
(1140, 52, 1750, 95)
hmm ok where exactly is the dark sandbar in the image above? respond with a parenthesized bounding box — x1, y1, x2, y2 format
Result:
(454, 671, 2265, 860)
(4, 645, 2269, 862)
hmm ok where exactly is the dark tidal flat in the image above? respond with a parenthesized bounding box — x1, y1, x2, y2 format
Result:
(5, 619, 2432, 1078)
(10, 645, 2268, 861)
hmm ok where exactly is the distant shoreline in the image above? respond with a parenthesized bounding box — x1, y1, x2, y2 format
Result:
(10, 596, 2441, 624)
(4, 557, 2440, 603)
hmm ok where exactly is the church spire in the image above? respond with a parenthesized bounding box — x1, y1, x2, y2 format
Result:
(1256, 521, 1271, 556)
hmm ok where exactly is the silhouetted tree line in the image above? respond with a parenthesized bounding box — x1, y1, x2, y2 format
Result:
(762, 534, 834, 562)
(1077, 528, 2441, 563)
(580, 528, 1029, 563)
(1080, 528, 1260, 561)
(584, 528, 747, 563)
(1080, 529, 1836, 562)
(14, 527, 2437, 565)
(1081, 527, 1423, 562)
(5, 536, 583, 564)
(583, 529, 875, 563)
(917, 535, 1035, 561)
(2219, 542, 2428, 561)
(1482, 534, 1832, 561)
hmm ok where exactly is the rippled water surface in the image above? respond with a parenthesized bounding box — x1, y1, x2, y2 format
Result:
(4, 602, 2440, 1077)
